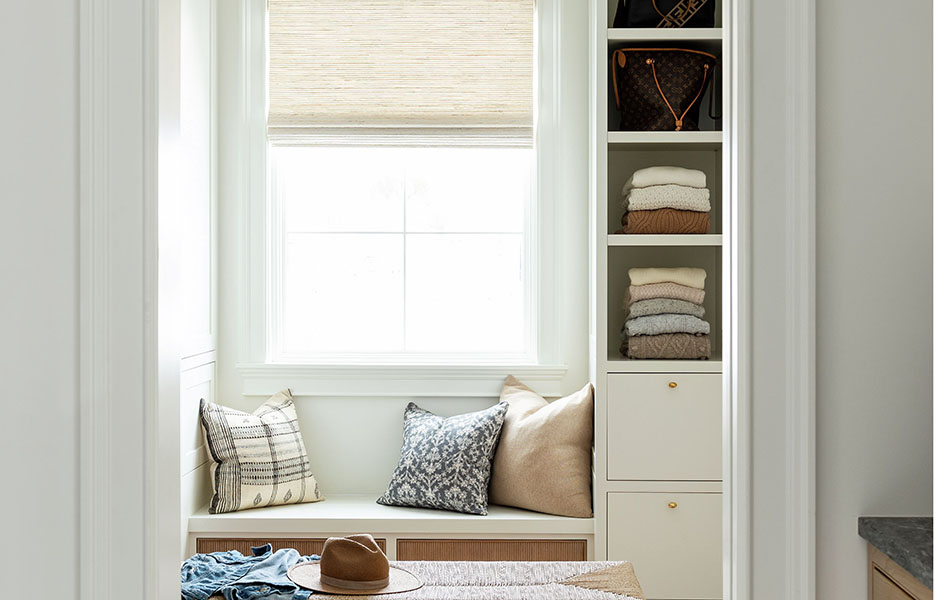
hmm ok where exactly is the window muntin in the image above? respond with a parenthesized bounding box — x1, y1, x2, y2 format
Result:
(269, 144, 535, 362)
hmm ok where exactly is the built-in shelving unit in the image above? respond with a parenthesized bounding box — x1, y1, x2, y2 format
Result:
(592, 1, 734, 599)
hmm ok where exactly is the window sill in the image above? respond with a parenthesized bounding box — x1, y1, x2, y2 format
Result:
(236, 363, 569, 398)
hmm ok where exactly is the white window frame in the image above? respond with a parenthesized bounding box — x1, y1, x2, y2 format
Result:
(234, 0, 579, 397)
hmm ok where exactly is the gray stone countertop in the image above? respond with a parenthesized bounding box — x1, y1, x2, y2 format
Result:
(858, 516, 933, 589)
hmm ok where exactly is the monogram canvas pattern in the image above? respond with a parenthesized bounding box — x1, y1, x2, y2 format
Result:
(612, 48, 716, 131)
(200, 389, 324, 514)
(378, 401, 508, 515)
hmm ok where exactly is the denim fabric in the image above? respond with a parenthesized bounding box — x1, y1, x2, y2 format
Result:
(181, 544, 319, 600)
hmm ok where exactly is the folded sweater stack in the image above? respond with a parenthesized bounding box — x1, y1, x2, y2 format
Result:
(621, 267, 711, 360)
(618, 166, 711, 234)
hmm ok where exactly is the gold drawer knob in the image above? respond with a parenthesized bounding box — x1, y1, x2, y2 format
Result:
(668, 502, 678, 509)
(668, 382, 678, 389)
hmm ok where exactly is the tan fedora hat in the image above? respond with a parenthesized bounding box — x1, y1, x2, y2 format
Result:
(288, 534, 422, 596)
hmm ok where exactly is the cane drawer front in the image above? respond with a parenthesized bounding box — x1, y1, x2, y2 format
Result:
(607, 373, 722, 481)
(195, 537, 386, 556)
(396, 539, 587, 561)
(607, 492, 722, 599)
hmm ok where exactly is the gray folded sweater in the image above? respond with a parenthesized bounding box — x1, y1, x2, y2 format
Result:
(624, 313, 711, 337)
(627, 297, 705, 319)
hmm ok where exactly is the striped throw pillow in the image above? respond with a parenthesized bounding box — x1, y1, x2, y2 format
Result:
(199, 389, 324, 514)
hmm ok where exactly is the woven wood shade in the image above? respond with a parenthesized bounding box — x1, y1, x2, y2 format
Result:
(268, 0, 534, 131)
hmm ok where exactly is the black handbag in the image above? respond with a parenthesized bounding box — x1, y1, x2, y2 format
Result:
(613, 0, 716, 29)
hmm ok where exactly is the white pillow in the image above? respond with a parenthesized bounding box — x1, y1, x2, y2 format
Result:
(200, 389, 324, 513)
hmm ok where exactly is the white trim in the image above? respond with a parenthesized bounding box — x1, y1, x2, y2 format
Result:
(237, 363, 568, 397)
(78, 3, 112, 599)
(79, 0, 170, 597)
(230, 0, 577, 387)
(783, 0, 817, 597)
(728, 0, 752, 596)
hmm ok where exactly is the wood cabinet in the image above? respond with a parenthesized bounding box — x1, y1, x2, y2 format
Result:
(868, 545, 932, 600)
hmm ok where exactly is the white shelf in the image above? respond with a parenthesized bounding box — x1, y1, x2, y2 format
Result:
(608, 234, 722, 247)
(607, 131, 722, 149)
(607, 28, 722, 42)
(190, 494, 595, 536)
(606, 359, 723, 374)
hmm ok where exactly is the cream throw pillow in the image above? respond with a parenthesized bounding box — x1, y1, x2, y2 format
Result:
(488, 376, 594, 518)
(200, 389, 324, 513)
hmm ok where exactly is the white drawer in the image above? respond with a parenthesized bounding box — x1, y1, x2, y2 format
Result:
(607, 373, 722, 481)
(607, 492, 722, 600)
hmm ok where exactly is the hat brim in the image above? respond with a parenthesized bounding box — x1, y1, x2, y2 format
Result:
(288, 561, 423, 596)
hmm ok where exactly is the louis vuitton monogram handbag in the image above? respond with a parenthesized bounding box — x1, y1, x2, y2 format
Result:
(611, 47, 717, 131)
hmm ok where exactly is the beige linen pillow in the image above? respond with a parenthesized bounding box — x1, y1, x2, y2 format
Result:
(488, 376, 594, 518)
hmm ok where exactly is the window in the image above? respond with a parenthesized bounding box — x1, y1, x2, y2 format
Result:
(265, 0, 536, 363)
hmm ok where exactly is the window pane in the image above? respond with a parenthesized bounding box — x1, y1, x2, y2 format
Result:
(276, 146, 404, 233)
(273, 144, 531, 360)
(406, 147, 530, 233)
(282, 233, 404, 354)
(405, 234, 525, 353)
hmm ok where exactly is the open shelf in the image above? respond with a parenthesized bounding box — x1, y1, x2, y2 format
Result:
(607, 246, 722, 364)
(608, 234, 722, 247)
(607, 27, 722, 42)
(607, 131, 722, 149)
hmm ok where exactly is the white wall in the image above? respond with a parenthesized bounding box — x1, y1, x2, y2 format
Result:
(0, 1, 79, 594)
(750, 0, 932, 597)
(179, 0, 217, 557)
(815, 0, 933, 598)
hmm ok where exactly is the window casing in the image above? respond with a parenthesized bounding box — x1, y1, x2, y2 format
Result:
(232, 0, 579, 395)
(264, 0, 538, 365)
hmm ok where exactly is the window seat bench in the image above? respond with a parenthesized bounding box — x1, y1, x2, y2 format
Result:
(187, 494, 594, 561)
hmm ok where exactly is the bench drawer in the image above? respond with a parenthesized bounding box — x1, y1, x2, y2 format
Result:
(196, 537, 386, 556)
(607, 373, 722, 481)
(607, 492, 721, 599)
(396, 539, 587, 561)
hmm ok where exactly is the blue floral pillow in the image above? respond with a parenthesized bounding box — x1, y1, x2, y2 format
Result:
(377, 401, 508, 515)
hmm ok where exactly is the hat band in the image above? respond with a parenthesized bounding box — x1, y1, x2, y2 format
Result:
(320, 573, 390, 590)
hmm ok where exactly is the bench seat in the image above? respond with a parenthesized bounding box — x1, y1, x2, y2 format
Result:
(187, 494, 595, 560)
(190, 494, 594, 535)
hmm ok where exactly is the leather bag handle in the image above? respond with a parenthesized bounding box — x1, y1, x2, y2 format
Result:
(612, 48, 718, 125)
(646, 57, 710, 131)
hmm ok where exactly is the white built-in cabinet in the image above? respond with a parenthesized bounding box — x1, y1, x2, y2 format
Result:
(591, 1, 735, 599)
